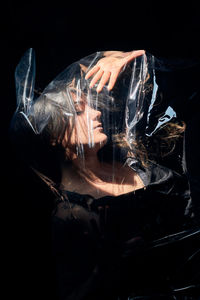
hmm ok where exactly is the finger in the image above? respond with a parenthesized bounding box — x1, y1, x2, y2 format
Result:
(107, 70, 120, 91)
(96, 72, 111, 93)
(89, 69, 104, 88)
(125, 50, 145, 63)
(85, 65, 100, 79)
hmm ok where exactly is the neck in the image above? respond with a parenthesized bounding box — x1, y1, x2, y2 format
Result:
(62, 151, 120, 185)
(75, 153, 114, 182)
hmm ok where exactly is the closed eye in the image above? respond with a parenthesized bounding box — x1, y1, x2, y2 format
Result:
(74, 101, 85, 115)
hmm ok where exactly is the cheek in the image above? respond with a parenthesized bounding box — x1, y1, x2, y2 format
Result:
(63, 113, 100, 147)
(75, 120, 90, 142)
(62, 120, 76, 147)
(67, 118, 89, 145)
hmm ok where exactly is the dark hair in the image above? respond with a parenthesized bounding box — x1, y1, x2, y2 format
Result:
(10, 82, 117, 182)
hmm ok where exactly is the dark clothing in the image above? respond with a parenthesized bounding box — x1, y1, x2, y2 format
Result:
(51, 162, 200, 300)
(152, 57, 200, 222)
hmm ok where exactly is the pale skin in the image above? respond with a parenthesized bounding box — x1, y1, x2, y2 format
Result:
(60, 94, 145, 199)
(85, 50, 145, 93)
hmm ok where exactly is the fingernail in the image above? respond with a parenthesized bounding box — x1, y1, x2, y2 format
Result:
(97, 87, 102, 93)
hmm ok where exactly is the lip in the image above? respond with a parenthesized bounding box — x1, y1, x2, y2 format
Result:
(93, 123, 103, 129)
(94, 126, 103, 131)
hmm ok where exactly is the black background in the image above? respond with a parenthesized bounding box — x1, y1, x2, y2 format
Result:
(1, 1, 200, 299)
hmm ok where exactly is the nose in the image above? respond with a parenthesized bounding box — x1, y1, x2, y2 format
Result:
(89, 106, 102, 120)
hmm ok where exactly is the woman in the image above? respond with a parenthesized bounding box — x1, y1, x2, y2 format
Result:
(10, 49, 200, 300)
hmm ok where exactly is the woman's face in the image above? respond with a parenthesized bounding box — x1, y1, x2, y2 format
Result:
(62, 91, 108, 153)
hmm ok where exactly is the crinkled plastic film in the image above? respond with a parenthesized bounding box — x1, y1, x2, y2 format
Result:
(12, 49, 185, 172)
(10, 49, 200, 299)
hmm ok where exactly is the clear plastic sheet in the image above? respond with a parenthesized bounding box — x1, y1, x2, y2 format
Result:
(12, 49, 187, 176)
(10, 49, 200, 299)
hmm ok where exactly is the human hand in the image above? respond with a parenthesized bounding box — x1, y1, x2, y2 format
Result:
(85, 50, 145, 93)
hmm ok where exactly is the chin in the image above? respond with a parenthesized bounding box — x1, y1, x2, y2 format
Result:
(87, 133, 108, 150)
(96, 133, 108, 146)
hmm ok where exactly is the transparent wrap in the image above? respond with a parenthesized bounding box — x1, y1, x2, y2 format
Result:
(10, 49, 200, 299)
